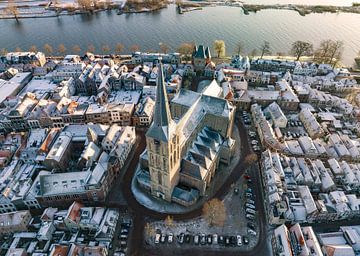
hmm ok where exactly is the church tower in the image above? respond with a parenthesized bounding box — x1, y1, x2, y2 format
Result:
(146, 62, 181, 202)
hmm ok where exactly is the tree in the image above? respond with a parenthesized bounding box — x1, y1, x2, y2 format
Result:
(214, 40, 226, 58)
(164, 215, 174, 229)
(259, 41, 271, 59)
(15, 47, 22, 52)
(144, 222, 156, 237)
(235, 41, 244, 56)
(102, 44, 111, 54)
(5, 0, 19, 21)
(202, 198, 226, 227)
(314, 39, 344, 67)
(43, 44, 53, 56)
(130, 44, 140, 52)
(290, 41, 313, 61)
(115, 43, 124, 55)
(177, 42, 194, 61)
(29, 45, 38, 53)
(58, 44, 67, 55)
(249, 48, 258, 59)
(244, 153, 258, 164)
(77, 0, 93, 11)
(72, 45, 81, 54)
(0, 48, 8, 56)
(87, 44, 95, 53)
(159, 42, 170, 54)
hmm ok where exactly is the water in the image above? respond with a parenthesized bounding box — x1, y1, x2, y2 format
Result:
(0, 5, 359, 65)
(243, 0, 355, 6)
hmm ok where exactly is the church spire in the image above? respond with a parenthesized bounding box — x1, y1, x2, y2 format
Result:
(146, 60, 173, 141)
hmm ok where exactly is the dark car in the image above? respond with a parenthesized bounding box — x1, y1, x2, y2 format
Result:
(185, 234, 191, 244)
(230, 236, 237, 246)
(178, 233, 185, 244)
(247, 223, 256, 230)
(207, 234, 212, 245)
(243, 236, 249, 245)
(225, 236, 230, 246)
(200, 234, 206, 245)
(219, 235, 225, 245)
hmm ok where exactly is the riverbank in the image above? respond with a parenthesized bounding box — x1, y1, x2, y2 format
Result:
(178, 1, 360, 16)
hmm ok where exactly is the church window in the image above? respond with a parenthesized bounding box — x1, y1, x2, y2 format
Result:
(158, 172, 162, 185)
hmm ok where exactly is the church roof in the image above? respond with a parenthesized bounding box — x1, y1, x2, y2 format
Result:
(146, 62, 173, 142)
(193, 45, 206, 59)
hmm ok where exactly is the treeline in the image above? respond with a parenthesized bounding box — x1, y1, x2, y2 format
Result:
(0, 39, 356, 68)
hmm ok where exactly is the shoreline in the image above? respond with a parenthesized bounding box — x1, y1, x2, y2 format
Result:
(1, 1, 360, 20)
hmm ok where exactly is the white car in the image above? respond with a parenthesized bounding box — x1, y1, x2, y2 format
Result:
(246, 208, 256, 215)
(155, 233, 161, 244)
(236, 235, 242, 246)
(248, 229, 257, 236)
(246, 203, 256, 209)
(168, 233, 173, 243)
(213, 234, 218, 245)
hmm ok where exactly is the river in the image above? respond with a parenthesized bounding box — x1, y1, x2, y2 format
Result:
(0, 5, 359, 65)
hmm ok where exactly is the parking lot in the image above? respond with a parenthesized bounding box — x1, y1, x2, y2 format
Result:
(112, 214, 133, 256)
(144, 170, 260, 252)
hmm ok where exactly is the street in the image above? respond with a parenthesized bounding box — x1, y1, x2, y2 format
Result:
(106, 118, 272, 256)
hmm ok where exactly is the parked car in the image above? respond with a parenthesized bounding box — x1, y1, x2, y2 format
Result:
(200, 234, 206, 245)
(246, 199, 255, 204)
(245, 192, 253, 198)
(219, 235, 225, 245)
(246, 203, 256, 209)
(185, 234, 191, 243)
(213, 234, 218, 245)
(247, 178, 253, 183)
(160, 234, 166, 243)
(246, 188, 253, 193)
(168, 233, 173, 243)
(155, 233, 161, 244)
(230, 236, 237, 246)
(178, 233, 184, 244)
(246, 214, 255, 220)
(247, 223, 256, 230)
(194, 235, 199, 245)
(234, 188, 239, 194)
(236, 235, 242, 246)
(246, 208, 256, 215)
(207, 234, 212, 244)
(248, 229, 257, 236)
(244, 175, 251, 180)
(243, 236, 249, 245)
(225, 236, 230, 246)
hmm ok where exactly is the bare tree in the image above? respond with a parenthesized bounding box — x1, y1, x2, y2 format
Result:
(115, 43, 125, 55)
(203, 198, 226, 227)
(29, 45, 38, 53)
(43, 44, 53, 56)
(214, 40, 226, 58)
(314, 39, 344, 67)
(58, 44, 67, 55)
(235, 41, 245, 56)
(5, 0, 19, 21)
(244, 153, 258, 164)
(290, 41, 313, 61)
(102, 44, 111, 54)
(164, 215, 174, 229)
(87, 44, 95, 53)
(130, 44, 140, 52)
(159, 42, 170, 54)
(177, 42, 194, 62)
(0, 48, 8, 56)
(259, 41, 271, 59)
(15, 47, 22, 52)
(72, 45, 81, 54)
(77, 0, 94, 11)
(144, 222, 156, 237)
(249, 48, 258, 59)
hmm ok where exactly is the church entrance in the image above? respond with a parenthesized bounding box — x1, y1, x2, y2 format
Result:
(156, 191, 165, 200)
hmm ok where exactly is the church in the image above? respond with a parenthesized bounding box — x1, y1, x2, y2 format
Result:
(136, 62, 236, 207)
